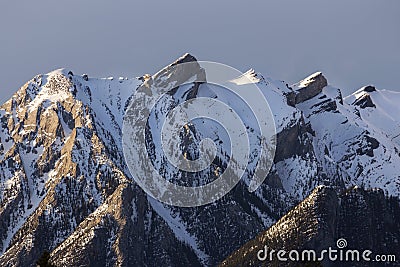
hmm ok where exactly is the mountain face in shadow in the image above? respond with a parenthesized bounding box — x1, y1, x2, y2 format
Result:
(0, 54, 399, 266)
(221, 186, 400, 267)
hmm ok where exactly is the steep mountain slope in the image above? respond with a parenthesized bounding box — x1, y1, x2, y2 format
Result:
(0, 69, 140, 265)
(0, 54, 399, 266)
(345, 86, 400, 145)
(0, 55, 305, 266)
(220, 186, 400, 267)
(296, 84, 400, 196)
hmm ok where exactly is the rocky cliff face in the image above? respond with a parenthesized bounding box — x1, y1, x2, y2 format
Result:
(0, 54, 399, 266)
(285, 72, 328, 106)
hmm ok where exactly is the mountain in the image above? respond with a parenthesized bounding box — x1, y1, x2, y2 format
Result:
(0, 54, 399, 266)
(220, 185, 400, 267)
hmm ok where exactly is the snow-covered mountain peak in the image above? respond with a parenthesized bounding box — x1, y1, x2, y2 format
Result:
(292, 71, 326, 90)
(27, 71, 75, 112)
(1, 55, 400, 266)
(229, 69, 261, 85)
(345, 85, 377, 108)
(45, 68, 72, 77)
(285, 71, 328, 106)
(175, 52, 198, 64)
(343, 86, 400, 146)
(148, 53, 205, 92)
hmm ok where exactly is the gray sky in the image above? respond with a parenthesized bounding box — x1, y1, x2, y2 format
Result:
(1, 0, 399, 104)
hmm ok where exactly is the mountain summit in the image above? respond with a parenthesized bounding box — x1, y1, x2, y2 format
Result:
(0, 54, 399, 266)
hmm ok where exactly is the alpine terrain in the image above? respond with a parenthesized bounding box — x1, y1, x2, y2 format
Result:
(0, 54, 399, 266)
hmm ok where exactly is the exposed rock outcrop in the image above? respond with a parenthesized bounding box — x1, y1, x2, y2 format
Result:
(1, 55, 399, 267)
(286, 72, 328, 106)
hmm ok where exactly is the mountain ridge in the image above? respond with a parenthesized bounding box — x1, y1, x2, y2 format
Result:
(221, 185, 400, 267)
(0, 54, 399, 266)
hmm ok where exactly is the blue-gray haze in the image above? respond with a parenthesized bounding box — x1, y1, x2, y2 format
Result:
(0, 0, 399, 104)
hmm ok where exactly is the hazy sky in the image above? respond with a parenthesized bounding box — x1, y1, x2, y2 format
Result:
(0, 0, 399, 104)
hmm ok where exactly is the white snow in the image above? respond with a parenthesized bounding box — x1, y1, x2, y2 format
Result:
(148, 197, 210, 266)
(297, 86, 400, 196)
(292, 71, 322, 90)
(1, 60, 400, 264)
(345, 88, 400, 145)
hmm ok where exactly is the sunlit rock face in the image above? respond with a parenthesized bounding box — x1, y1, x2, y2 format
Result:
(0, 55, 399, 267)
